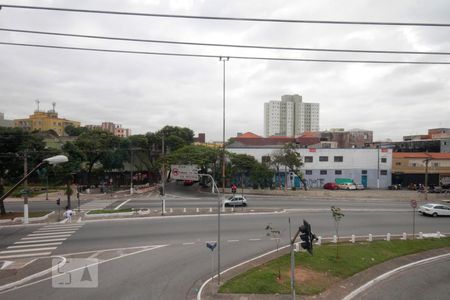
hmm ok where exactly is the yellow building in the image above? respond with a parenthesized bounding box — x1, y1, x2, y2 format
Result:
(14, 106, 80, 137)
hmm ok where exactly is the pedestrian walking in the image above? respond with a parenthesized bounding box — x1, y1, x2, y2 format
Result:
(64, 207, 73, 223)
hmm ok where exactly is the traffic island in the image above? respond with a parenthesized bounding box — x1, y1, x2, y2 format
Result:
(203, 237, 450, 299)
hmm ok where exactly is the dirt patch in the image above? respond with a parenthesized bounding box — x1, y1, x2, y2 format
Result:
(0, 212, 22, 220)
(280, 266, 340, 295)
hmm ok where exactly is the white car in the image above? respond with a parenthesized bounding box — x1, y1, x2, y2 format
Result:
(418, 203, 450, 217)
(337, 183, 357, 190)
(223, 195, 248, 207)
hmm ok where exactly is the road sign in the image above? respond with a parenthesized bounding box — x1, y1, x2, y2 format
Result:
(170, 165, 199, 181)
(206, 242, 217, 251)
(410, 199, 417, 208)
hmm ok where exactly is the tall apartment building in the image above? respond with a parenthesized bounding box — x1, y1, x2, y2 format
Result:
(264, 94, 319, 137)
(0, 112, 14, 127)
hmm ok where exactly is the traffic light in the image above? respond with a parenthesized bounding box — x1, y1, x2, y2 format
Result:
(56, 198, 60, 206)
(299, 220, 316, 255)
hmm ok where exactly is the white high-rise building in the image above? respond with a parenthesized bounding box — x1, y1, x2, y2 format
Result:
(264, 94, 319, 137)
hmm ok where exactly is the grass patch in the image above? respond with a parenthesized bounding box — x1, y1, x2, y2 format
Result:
(87, 208, 133, 215)
(219, 238, 450, 295)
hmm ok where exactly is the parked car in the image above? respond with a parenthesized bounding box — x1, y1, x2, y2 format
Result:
(223, 195, 248, 207)
(355, 183, 365, 190)
(323, 182, 339, 190)
(418, 203, 450, 217)
(337, 182, 357, 190)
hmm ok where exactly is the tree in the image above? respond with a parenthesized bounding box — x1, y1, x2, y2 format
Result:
(73, 130, 121, 184)
(64, 125, 89, 137)
(271, 143, 307, 191)
(230, 153, 258, 189)
(250, 163, 273, 189)
(166, 145, 219, 172)
(0, 128, 48, 215)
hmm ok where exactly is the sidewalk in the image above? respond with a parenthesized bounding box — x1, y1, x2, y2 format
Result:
(207, 187, 450, 201)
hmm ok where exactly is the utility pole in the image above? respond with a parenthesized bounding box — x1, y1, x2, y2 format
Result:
(23, 150, 29, 224)
(377, 146, 380, 189)
(220, 56, 229, 194)
(130, 147, 134, 195)
(424, 157, 431, 201)
(161, 135, 166, 215)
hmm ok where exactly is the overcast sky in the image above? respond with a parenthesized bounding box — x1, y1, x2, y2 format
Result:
(1, 0, 449, 142)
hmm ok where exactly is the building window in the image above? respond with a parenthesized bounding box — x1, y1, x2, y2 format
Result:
(319, 156, 328, 162)
(320, 170, 327, 175)
(362, 170, 367, 175)
(396, 162, 401, 166)
(381, 158, 387, 163)
(262, 156, 271, 165)
(304, 156, 313, 163)
(412, 163, 417, 167)
(334, 156, 343, 162)
(305, 170, 312, 175)
(335, 170, 342, 175)
(433, 162, 439, 167)
(380, 170, 388, 176)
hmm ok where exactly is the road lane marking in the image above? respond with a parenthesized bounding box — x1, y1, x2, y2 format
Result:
(21, 234, 71, 240)
(115, 198, 132, 210)
(182, 242, 195, 245)
(342, 253, 450, 300)
(227, 240, 239, 243)
(0, 252, 52, 259)
(7, 242, 63, 249)
(28, 231, 76, 236)
(249, 238, 261, 241)
(0, 247, 57, 254)
(41, 225, 83, 229)
(15, 238, 67, 244)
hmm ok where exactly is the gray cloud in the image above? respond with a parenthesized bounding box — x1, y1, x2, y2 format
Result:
(1, 0, 449, 142)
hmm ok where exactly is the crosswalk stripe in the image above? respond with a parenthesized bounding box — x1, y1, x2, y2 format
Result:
(0, 252, 52, 259)
(33, 230, 78, 234)
(21, 234, 71, 240)
(7, 242, 63, 249)
(15, 238, 67, 244)
(41, 225, 83, 230)
(28, 231, 76, 236)
(0, 247, 57, 254)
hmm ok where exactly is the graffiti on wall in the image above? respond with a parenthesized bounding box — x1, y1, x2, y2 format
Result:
(305, 178, 325, 188)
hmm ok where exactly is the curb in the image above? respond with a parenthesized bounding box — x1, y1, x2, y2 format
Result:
(0, 256, 66, 292)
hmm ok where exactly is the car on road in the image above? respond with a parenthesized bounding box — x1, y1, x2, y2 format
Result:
(223, 195, 248, 207)
(337, 182, 357, 190)
(418, 203, 450, 217)
(355, 183, 365, 190)
(323, 182, 339, 190)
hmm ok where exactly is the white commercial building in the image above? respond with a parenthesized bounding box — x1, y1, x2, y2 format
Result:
(227, 147, 392, 189)
(264, 94, 320, 137)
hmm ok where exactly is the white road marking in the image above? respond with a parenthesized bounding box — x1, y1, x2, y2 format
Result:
(41, 225, 83, 230)
(7, 242, 63, 249)
(28, 231, 76, 237)
(227, 240, 239, 243)
(0, 252, 52, 259)
(182, 242, 195, 245)
(249, 238, 261, 241)
(21, 234, 71, 240)
(0, 247, 57, 254)
(114, 198, 132, 210)
(15, 238, 67, 244)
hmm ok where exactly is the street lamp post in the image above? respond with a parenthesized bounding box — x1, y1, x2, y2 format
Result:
(0, 155, 69, 224)
(199, 173, 222, 285)
(219, 56, 229, 194)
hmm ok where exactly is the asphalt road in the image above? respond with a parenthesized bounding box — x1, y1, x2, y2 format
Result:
(1, 183, 450, 300)
(357, 254, 450, 300)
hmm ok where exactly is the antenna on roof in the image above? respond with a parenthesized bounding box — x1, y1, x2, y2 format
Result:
(52, 102, 56, 112)
(35, 99, 40, 112)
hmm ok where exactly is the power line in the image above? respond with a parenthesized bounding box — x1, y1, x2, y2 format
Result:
(2, 27, 449, 56)
(1, 41, 450, 65)
(1, 4, 450, 27)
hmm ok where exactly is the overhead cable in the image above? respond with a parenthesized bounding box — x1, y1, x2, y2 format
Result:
(1, 4, 450, 27)
(1, 27, 449, 56)
(1, 41, 450, 65)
